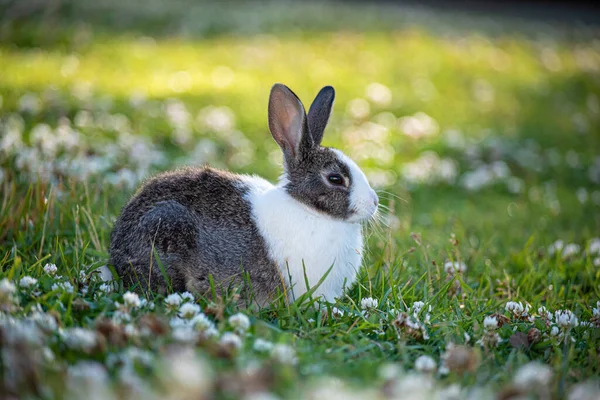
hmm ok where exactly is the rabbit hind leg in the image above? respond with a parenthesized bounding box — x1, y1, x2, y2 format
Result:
(139, 200, 201, 293)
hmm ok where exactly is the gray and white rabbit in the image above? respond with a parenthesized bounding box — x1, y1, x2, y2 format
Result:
(109, 84, 379, 305)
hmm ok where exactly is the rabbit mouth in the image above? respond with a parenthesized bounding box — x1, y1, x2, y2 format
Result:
(348, 205, 378, 223)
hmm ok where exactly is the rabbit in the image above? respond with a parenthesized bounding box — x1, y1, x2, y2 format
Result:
(109, 83, 379, 305)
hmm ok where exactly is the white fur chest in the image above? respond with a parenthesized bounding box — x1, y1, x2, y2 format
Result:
(242, 176, 364, 303)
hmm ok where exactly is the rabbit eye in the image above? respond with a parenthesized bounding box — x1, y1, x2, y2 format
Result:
(327, 174, 344, 186)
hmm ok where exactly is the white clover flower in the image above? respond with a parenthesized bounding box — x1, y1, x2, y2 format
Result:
(220, 332, 243, 350)
(62, 328, 97, 351)
(204, 326, 219, 339)
(548, 240, 564, 256)
(483, 316, 499, 331)
(30, 311, 58, 332)
(198, 105, 235, 133)
(0, 278, 17, 297)
(97, 283, 113, 294)
(538, 306, 553, 321)
(378, 363, 402, 381)
(513, 362, 553, 388)
(66, 361, 113, 400)
(412, 301, 425, 315)
(505, 301, 523, 314)
(550, 325, 560, 336)
(331, 307, 344, 318)
(172, 326, 199, 343)
(592, 301, 600, 317)
(568, 381, 600, 400)
(113, 310, 131, 324)
(0, 317, 43, 345)
(42, 347, 55, 363)
(179, 303, 201, 319)
(505, 301, 528, 317)
(576, 187, 589, 204)
(229, 313, 251, 333)
(562, 243, 581, 259)
(507, 177, 524, 194)
(43, 263, 58, 276)
(476, 332, 501, 348)
(165, 293, 182, 310)
(52, 281, 74, 293)
(190, 313, 215, 332)
(18, 92, 41, 114)
(244, 392, 281, 400)
(588, 238, 600, 255)
(124, 324, 139, 338)
(360, 297, 378, 310)
(180, 291, 195, 301)
(161, 348, 212, 398)
(554, 310, 578, 328)
(550, 326, 560, 337)
(19, 276, 38, 289)
(386, 372, 437, 399)
(461, 167, 494, 191)
(107, 168, 138, 189)
(414, 355, 437, 373)
(366, 82, 393, 106)
(126, 348, 155, 369)
(117, 364, 148, 399)
(437, 384, 462, 400)
(139, 298, 148, 308)
(253, 338, 274, 353)
(123, 291, 141, 309)
(424, 309, 432, 325)
(444, 260, 467, 274)
(170, 316, 188, 329)
(271, 343, 297, 365)
(394, 312, 431, 341)
(347, 98, 370, 119)
(525, 306, 533, 320)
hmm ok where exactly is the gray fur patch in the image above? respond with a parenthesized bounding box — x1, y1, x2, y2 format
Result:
(109, 167, 282, 305)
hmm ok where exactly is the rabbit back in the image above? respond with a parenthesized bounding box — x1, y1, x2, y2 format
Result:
(109, 167, 282, 303)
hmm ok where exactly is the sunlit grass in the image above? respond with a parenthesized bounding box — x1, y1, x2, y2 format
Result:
(0, 30, 593, 127)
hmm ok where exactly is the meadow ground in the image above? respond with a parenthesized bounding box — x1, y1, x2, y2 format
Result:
(1, 1, 600, 398)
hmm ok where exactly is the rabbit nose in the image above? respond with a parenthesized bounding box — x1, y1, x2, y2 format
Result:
(371, 191, 379, 207)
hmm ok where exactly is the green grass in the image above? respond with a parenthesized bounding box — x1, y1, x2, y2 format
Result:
(1, 1, 600, 398)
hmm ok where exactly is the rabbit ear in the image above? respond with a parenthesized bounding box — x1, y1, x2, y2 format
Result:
(268, 83, 312, 162)
(307, 86, 335, 146)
